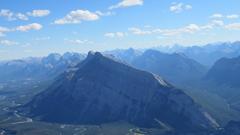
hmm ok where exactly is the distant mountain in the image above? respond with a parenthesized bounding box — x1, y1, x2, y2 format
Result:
(0, 52, 85, 82)
(131, 49, 207, 87)
(204, 56, 240, 110)
(205, 56, 240, 88)
(21, 51, 218, 132)
(183, 42, 240, 67)
(104, 48, 142, 64)
(154, 41, 240, 67)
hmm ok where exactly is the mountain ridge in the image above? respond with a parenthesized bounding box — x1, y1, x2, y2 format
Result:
(131, 49, 207, 87)
(0, 52, 85, 82)
(21, 51, 219, 133)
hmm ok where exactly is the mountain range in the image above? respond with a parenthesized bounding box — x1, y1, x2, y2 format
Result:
(131, 49, 207, 87)
(154, 41, 240, 67)
(0, 52, 85, 82)
(21, 52, 218, 133)
(1, 42, 240, 134)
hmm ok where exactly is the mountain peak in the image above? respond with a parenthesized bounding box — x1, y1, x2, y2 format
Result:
(21, 50, 218, 132)
(83, 51, 126, 67)
(87, 51, 103, 59)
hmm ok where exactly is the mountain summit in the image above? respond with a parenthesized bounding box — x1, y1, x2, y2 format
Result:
(22, 51, 218, 132)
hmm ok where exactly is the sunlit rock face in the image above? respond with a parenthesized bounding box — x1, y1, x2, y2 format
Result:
(22, 52, 219, 132)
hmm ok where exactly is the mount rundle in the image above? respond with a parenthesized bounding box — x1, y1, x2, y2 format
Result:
(22, 52, 219, 132)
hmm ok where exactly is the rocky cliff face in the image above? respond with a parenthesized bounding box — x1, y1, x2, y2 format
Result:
(22, 52, 218, 132)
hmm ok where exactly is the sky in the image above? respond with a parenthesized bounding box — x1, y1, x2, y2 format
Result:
(0, 0, 240, 60)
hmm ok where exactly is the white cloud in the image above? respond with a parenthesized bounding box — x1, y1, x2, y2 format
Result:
(0, 40, 18, 46)
(0, 26, 11, 36)
(157, 21, 226, 36)
(104, 32, 126, 38)
(184, 24, 201, 32)
(226, 14, 239, 19)
(127, 19, 232, 37)
(115, 32, 125, 37)
(0, 23, 43, 36)
(27, 10, 50, 17)
(16, 13, 28, 20)
(128, 23, 220, 36)
(95, 11, 115, 16)
(16, 23, 42, 32)
(0, 9, 15, 21)
(109, 0, 143, 10)
(210, 13, 224, 19)
(210, 13, 239, 20)
(104, 33, 115, 38)
(0, 9, 29, 21)
(0, 9, 50, 21)
(170, 3, 192, 13)
(65, 39, 93, 45)
(185, 5, 193, 10)
(35, 37, 51, 41)
(70, 39, 87, 44)
(225, 23, 240, 30)
(158, 24, 201, 36)
(54, 10, 99, 24)
(128, 27, 152, 35)
(211, 20, 224, 26)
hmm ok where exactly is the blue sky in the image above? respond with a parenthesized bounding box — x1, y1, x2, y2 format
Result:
(0, 0, 240, 60)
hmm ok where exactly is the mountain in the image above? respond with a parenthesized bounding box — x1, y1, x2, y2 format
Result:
(153, 41, 240, 67)
(182, 42, 240, 67)
(104, 48, 142, 64)
(131, 49, 207, 87)
(0, 52, 85, 82)
(21, 51, 219, 133)
(205, 56, 240, 88)
(204, 56, 240, 111)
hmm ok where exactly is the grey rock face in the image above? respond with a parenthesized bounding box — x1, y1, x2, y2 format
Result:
(23, 52, 218, 132)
